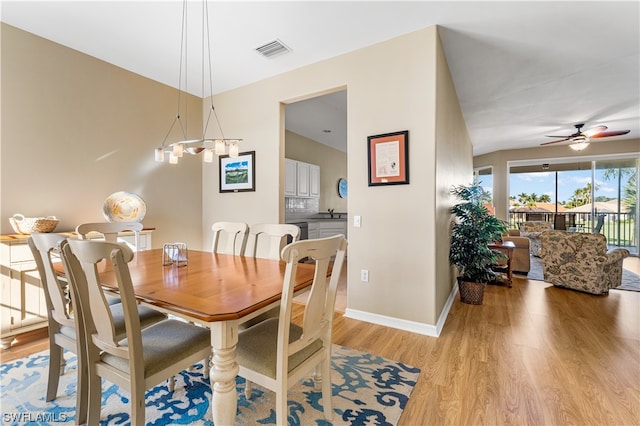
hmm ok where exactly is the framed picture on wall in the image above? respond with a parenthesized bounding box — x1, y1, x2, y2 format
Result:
(219, 151, 256, 193)
(367, 130, 409, 186)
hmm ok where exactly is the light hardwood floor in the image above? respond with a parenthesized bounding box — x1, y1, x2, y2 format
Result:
(2, 258, 639, 425)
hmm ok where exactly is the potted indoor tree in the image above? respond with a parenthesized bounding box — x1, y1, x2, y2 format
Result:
(449, 182, 508, 304)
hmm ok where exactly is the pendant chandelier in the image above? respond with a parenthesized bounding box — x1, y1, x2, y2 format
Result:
(155, 0, 241, 164)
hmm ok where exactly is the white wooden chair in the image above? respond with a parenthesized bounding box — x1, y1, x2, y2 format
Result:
(28, 233, 165, 424)
(62, 239, 212, 425)
(75, 221, 143, 252)
(245, 223, 300, 260)
(28, 233, 88, 424)
(236, 234, 347, 425)
(240, 223, 301, 330)
(211, 221, 249, 255)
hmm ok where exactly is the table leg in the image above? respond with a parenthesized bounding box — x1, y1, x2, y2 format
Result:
(506, 252, 513, 287)
(209, 321, 239, 426)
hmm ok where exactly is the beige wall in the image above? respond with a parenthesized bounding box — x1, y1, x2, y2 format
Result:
(434, 30, 473, 323)
(202, 26, 465, 331)
(474, 139, 640, 221)
(1, 24, 204, 248)
(285, 130, 348, 213)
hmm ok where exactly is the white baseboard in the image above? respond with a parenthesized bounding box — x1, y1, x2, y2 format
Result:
(343, 284, 458, 337)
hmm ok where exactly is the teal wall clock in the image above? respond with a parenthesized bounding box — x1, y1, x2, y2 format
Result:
(337, 178, 348, 198)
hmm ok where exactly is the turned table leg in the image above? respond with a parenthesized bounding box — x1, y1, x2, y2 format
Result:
(209, 321, 239, 426)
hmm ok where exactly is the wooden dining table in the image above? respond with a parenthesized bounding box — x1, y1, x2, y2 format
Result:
(87, 248, 317, 425)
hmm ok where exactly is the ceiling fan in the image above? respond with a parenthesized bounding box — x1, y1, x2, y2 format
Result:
(540, 123, 630, 147)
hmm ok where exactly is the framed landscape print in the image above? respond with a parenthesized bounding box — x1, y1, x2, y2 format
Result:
(367, 130, 409, 186)
(219, 151, 256, 193)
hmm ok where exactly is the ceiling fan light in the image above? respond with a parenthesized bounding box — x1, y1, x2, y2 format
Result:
(169, 152, 179, 164)
(569, 141, 590, 151)
(203, 149, 214, 163)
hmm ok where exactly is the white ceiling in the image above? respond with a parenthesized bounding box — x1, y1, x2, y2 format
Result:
(1, 1, 638, 155)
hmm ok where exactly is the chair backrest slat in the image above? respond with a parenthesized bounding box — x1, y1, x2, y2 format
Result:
(211, 221, 249, 255)
(29, 233, 75, 328)
(76, 221, 143, 250)
(247, 223, 300, 260)
(64, 239, 136, 359)
(278, 235, 347, 356)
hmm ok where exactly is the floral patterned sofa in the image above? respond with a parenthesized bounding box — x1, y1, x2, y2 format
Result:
(519, 221, 553, 256)
(539, 230, 630, 295)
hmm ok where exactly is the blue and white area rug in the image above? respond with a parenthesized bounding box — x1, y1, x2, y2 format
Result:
(1, 344, 420, 425)
(527, 255, 640, 291)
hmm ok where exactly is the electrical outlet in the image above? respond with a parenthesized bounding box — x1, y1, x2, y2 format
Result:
(360, 269, 369, 282)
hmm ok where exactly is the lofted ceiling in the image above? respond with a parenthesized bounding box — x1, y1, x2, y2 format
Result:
(1, 1, 638, 155)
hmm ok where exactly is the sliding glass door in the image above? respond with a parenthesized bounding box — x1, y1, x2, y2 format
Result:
(508, 156, 638, 255)
(594, 158, 638, 254)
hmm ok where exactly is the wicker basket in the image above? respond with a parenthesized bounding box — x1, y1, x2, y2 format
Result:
(9, 214, 59, 234)
(457, 278, 486, 305)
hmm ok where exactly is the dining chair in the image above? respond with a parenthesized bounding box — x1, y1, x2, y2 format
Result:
(245, 223, 300, 260)
(239, 223, 301, 330)
(211, 221, 249, 255)
(28, 233, 88, 424)
(76, 221, 143, 252)
(236, 234, 348, 425)
(29, 234, 167, 424)
(62, 239, 212, 425)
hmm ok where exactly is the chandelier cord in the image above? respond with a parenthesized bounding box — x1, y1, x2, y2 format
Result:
(181, 0, 188, 139)
(156, 0, 241, 162)
(202, 0, 225, 140)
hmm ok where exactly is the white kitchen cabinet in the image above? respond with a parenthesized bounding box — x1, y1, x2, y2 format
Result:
(308, 222, 319, 239)
(284, 159, 320, 198)
(297, 162, 310, 197)
(284, 159, 297, 196)
(317, 220, 347, 239)
(0, 229, 154, 348)
(309, 165, 320, 198)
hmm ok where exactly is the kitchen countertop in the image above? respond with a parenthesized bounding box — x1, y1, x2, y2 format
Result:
(285, 215, 347, 223)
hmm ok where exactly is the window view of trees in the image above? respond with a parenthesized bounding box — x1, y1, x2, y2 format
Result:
(508, 158, 638, 254)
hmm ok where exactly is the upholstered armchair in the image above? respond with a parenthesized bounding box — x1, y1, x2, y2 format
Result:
(540, 230, 630, 295)
(519, 221, 553, 256)
(501, 229, 531, 273)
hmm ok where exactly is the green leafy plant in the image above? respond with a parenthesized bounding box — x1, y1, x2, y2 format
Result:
(449, 182, 508, 283)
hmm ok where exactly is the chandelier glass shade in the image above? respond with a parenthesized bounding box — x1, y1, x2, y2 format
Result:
(154, 0, 241, 164)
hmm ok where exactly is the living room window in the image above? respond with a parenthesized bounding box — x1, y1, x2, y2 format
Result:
(508, 156, 638, 255)
(474, 166, 494, 214)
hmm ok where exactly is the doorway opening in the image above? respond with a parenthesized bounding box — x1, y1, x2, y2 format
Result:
(283, 88, 348, 310)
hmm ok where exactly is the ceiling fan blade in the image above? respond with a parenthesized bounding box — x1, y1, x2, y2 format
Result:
(589, 129, 630, 138)
(583, 125, 608, 137)
(540, 138, 571, 146)
(544, 134, 573, 138)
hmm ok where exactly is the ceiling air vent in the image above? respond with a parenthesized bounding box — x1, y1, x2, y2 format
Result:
(255, 39, 291, 58)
